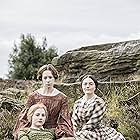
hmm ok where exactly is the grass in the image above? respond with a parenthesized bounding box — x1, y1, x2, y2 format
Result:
(0, 80, 139, 140)
(101, 83, 140, 139)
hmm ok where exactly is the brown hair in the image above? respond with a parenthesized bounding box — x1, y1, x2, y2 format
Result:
(81, 75, 98, 90)
(27, 102, 48, 123)
(37, 64, 59, 80)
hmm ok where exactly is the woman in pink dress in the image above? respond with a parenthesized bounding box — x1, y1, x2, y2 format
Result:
(13, 64, 74, 140)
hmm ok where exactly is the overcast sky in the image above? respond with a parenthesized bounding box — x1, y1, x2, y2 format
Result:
(0, 0, 140, 78)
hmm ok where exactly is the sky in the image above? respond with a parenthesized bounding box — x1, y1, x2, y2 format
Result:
(0, 0, 140, 78)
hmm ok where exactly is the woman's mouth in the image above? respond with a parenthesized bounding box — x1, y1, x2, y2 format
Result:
(38, 120, 43, 123)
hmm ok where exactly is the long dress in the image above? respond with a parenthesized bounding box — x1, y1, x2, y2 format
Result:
(13, 88, 74, 139)
(18, 128, 54, 140)
(72, 94, 125, 140)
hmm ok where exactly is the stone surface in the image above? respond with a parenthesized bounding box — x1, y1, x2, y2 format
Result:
(53, 39, 140, 82)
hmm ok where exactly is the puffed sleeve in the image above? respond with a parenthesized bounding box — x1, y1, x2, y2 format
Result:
(13, 94, 35, 140)
(55, 96, 74, 139)
(71, 102, 80, 134)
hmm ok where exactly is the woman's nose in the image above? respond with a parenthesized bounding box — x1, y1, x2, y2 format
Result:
(39, 116, 42, 120)
(86, 84, 90, 88)
(46, 78, 50, 82)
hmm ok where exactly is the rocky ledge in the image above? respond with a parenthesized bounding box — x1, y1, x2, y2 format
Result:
(53, 39, 140, 82)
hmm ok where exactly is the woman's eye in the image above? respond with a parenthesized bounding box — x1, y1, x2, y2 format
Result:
(35, 113, 40, 116)
(43, 76, 53, 79)
(44, 76, 47, 80)
(42, 114, 45, 117)
(83, 82, 93, 85)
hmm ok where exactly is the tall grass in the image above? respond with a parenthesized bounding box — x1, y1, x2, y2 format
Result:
(0, 80, 139, 140)
(101, 82, 140, 140)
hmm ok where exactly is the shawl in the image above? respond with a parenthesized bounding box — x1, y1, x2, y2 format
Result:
(18, 128, 54, 140)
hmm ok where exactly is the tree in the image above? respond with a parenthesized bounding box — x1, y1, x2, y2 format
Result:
(8, 34, 58, 80)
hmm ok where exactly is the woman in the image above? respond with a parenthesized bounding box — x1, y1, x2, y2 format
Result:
(18, 102, 54, 140)
(13, 64, 74, 140)
(72, 75, 125, 140)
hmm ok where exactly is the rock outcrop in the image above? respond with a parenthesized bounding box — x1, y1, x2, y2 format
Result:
(53, 39, 140, 82)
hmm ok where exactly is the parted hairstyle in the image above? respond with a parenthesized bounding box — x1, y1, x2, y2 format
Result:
(81, 75, 98, 90)
(37, 64, 59, 80)
(27, 102, 48, 123)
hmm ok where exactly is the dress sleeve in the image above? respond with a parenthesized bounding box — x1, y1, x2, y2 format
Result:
(55, 96, 74, 139)
(13, 94, 35, 140)
(71, 102, 80, 134)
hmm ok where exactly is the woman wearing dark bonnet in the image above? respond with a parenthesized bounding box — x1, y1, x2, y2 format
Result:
(13, 64, 74, 140)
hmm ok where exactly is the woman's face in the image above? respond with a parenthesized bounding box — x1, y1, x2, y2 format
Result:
(82, 77, 96, 95)
(31, 108, 46, 128)
(42, 70, 55, 88)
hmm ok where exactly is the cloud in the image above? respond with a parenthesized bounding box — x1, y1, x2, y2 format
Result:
(0, 40, 13, 78)
(0, 0, 140, 78)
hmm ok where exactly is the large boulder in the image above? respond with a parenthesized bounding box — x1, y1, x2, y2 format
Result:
(53, 39, 140, 82)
